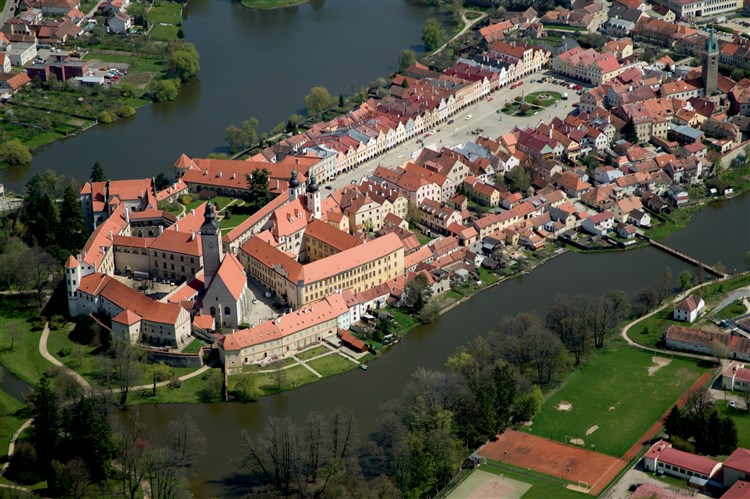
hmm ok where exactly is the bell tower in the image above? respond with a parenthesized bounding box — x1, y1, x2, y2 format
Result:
(200, 199, 223, 288)
(703, 28, 719, 96)
(306, 173, 321, 219)
(288, 169, 302, 201)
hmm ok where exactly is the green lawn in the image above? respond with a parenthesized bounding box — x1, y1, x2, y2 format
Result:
(410, 226, 432, 246)
(83, 50, 165, 76)
(524, 91, 562, 107)
(0, 295, 51, 385)
(129, 372, 210, 404)
(307, 354, 357, 377)
(146, 2, 183, 41)
(181, 338, 206, 354)
(252, 364, 319, 395)
(295, 345, 329, 361)
(719, 401, 750, 450)
(714, 299, 747, 321)
(0, 391, 26, 459)
(388, 307, 421, 337)
(478, 267, 500, 285)
(219, 212, 252, 229)
(526, 344, 705, 457)
(629, 308, 682, 348)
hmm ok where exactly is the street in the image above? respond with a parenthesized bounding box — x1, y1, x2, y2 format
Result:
(328, 71, 580, 190)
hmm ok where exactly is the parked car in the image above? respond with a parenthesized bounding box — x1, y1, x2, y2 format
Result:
(447, 119, 454, 124)
(729, 400, 737, 408)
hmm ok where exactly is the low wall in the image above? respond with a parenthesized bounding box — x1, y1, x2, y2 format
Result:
(144, 348, 204, 368)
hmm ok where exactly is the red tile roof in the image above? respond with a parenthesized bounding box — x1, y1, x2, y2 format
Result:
(723, 480, 750, 499)
(645, 440, 720, 477)
(725, 448, 750, 474)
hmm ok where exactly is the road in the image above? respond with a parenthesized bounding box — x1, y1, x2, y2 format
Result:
(0, 0, 16, 32)
(328, 71, 580, 190)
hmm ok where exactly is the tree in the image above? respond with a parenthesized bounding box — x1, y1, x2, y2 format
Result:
(404, 273, 432, 313)
(399, 49, 417, 70)
(29, 375, 60, 468)
(30, 247, 58, 307)
(287, 113, 303, 133)
(114, 411, 148, 499)
(154, 172, 170, 191)
(505, 165, 531, 193)
(61, 396, 114, 482)
(90, 160, 106, 182)
(112, 337, 144, 406)
(233, 371, 257, 402)
(406, 202, 422, 225)
(642, 46, 657, 63)
(4, 321, 23, 351)
(167, 43, 200, 82)
(274, 366, 287, 392)
(29, 194, 59, 248)
(152, 362, 173, 396)
(225, 123, 246, 153)
(711, 341, 731, 365)
(151, 79, 179, 102)
(513, 385, 543, 422)
(246, 168, 273, 211)
(679, 270, 693, 290)
(0, 139, 32, 165)
(242, 117, 260, 148)
(621, 121, 639, 144)
(305, 86, 332, 117)
(422, 18, 447, 52)
(656, 267, 674, 303)
(58, 185, 87, 253)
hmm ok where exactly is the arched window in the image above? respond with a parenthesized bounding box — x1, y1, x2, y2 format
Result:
(224, 307, 231, 316)
(210, 306, 216, 316)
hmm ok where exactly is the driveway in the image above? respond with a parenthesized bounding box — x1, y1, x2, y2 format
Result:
(604, 464, 711, 499)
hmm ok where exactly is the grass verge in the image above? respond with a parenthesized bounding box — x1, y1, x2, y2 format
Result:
(307, 354, 356, 377)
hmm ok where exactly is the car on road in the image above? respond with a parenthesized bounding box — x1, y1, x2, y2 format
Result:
(729, 400, 737, 408)
(325, 185, 332, 190)
(465, 114, 472, 120)
(252, 298, 258, 304)
(447, 119, 454, 124)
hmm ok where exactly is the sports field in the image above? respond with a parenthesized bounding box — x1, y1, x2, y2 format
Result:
(447, 469, 531, 499)
(478, 431, 626, 496)
(526, 345, 705, 457)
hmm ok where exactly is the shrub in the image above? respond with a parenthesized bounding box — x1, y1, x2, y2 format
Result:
(178, 194, 191, 205)
(0, 139, 32, 165)
(169, 377, 182, 389)
(514, 95, 522, 102)
(116, 105, 136, 118)
(97, 110, 116, 123)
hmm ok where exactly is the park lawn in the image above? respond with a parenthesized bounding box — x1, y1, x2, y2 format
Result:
(629, 308, 682, 348)
(184, 195, 232, 212)
(241, 0, 309, 9)
(129, 373, 209, 404)
(719, 401, 750, 450)
(146, 2, 183, 41)
(527, 344, 705, 458)
(714, 299, 747, 320)
(524, 91, 562, 107)
(254, 365, 318, 394)
(295, 345, 329, 361)
(24, 131, 65, 150)
(307, 354, 356, 377)
(181, 338, 206, 354)
(0, 295, 51, 385)
(219, 212, 252, 229)
(0, 390, 27, 459)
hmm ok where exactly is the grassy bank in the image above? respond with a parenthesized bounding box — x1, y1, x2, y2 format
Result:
(0, 295, 51, 385)
(0, 391, 26, 459)
(146, 2, 184, 41)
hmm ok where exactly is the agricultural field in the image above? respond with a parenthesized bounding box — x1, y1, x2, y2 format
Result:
(526, 345, 705, 457)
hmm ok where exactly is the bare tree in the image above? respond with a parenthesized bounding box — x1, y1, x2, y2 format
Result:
(273, 366, 287, 392)
(525, 326, 565, 385)
(683, 387, 713, 418)
(151, 362, 173, 397)
(66, 458, 91, 499)
(711, 342, 731, 366)
(112, 336, 144, 406)
(166, 415, 205, 472)
(29, 247, 58, 308)
(113, 410, 149, 499)
(4, 321, 23, 351)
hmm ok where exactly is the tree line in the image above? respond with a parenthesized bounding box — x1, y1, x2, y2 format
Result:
(8, 375, 206, 498)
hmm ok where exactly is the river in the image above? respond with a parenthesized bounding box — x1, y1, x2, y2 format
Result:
(128, 192, 749, 497)
(0, 0, 440, 192)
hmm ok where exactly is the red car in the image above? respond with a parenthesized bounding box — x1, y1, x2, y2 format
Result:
(517, 81, 524, 86)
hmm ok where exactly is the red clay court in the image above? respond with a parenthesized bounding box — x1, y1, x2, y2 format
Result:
(477, 430, 627, 495)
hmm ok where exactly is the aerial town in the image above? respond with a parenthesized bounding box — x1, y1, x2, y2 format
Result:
(0, 0, 749, 497)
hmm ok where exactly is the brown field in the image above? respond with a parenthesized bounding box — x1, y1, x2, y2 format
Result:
(477, 430, 627, 495)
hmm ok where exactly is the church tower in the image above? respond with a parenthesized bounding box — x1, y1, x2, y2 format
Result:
(65, 255, 81, 316)
(703, 28, 719, 96)
(200, 199, 223, 288)
(288, 169, 302, 202)
(306, 173, 321, 219)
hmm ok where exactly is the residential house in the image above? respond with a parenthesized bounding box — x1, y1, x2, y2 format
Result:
(673, 294, 704, 322)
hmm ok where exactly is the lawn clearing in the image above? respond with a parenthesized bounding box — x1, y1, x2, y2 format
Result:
(0, 295, 51, 384)
(254, 364, 318, 394)
(0, 390, 27, 458)
(714, 299, 747, 320)
(629, 308, 682, 348)
(526, 345, 705, 458)
(146, 2, 183, 41)
(307, 354, 356, 377)
(525, 91, 562, 107)
(295, 345, 329, 361)
(719, 401, 750, 450)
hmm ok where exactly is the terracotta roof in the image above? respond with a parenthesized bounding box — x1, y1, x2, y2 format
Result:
(725, 448, 750, 474)
(112, 309, 141, 325)
(65, 255, 79, 268)
(150, 230, 202, 256)
(209, 253, 246, 300)
(723, 480, 750, 499)
(304, 219, 362, 252)
(674, 294, 702, 313)
(223, 192, 288, 244)
(192, 314, 214, 331)
(666, 325, 750, 356)
(645, 440, 720, 477)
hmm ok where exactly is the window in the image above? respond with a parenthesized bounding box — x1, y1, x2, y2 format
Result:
(224, 307, 231, 315)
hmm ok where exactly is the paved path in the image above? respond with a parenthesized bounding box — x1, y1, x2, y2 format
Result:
(40, 323, 93, 393)
(291, 354, 322, 378)
(433, 10, 487, 56)
(0, 419, 32, 476)
(710, 285, 750, 316)
(619, 276, 738, 362)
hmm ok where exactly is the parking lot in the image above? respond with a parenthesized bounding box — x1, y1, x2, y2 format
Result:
(329, 71, 581, 190)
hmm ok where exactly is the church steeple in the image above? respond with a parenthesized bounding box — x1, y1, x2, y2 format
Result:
(703, 28, 719, 96)
(200, 199, 223, 288)
(288, 169, 302, 201)
(306, 173, 321, 219)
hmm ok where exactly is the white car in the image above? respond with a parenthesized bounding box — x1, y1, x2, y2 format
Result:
(729, 400, 737, 408)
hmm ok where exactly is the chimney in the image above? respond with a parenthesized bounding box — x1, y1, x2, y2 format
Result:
(159, 225, 164, 234)
(191, 209, 195, 215)
(109, 230, 113, 240)
(191, 232, 196, 241)
(174, 223, 179, 232)
(124, 207, 129, 222)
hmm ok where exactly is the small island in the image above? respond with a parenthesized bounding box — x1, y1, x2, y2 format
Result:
(241, 0, 310, 10)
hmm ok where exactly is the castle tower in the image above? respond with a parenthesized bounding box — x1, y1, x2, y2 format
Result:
(703, 28, 719, 96)
(288, 169, 302, 202)
(201, 199, 223, 288)
(306, 173, 321, 219)
(65, 255, 81, 316)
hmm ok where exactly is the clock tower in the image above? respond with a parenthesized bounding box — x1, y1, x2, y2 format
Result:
(201, 199, 223, 288)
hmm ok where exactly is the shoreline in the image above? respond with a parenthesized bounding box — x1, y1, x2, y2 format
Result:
(240, 0, 310, 10)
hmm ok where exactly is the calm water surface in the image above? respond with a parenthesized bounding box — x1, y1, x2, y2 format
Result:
(1, 0, 436, 191)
